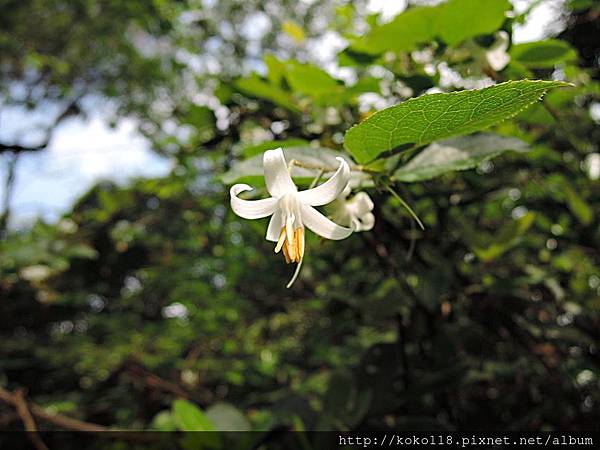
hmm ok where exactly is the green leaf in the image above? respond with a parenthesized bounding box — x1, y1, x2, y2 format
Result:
(344, 80, 569, 164)
(264, 54, 286, 86)
(222, 146, 370, 187)
(435, 0, 511, 46)
(514, 102, 556, 125)
(393, 133, 530, 182)
(351, 0, 510, 54)
(182, 106, 216, 143)
(172, 399, 215, 432)
(284, 61, 340, 99)
(473, 212, 536, 262)
(205, 403, 251, 431)
(351, 6, 436, 54)
(563, 185, 593, 226)
(235, 74, 301, 113)
(151, 410, 178, 431)
(510, 39, 578, 68)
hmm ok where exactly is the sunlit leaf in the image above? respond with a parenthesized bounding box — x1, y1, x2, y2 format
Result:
(351, 0, 510, 54)
(344, 80, 569, 164)
(510, 39, 578, 68)
(235, 74, 301, 113)
(172, 399, 215, 431)
(284, 61, 340, 99)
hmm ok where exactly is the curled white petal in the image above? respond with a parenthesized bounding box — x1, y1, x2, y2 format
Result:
(356, 212, 375, 231)
(301, 203, 353, 240)
(263, 148, 297, 198)
(297, 157, 350, 206)
(339, 185, 352, 200)
(266, 209, 283, 242)
(230, 184, 277, 219)
(348, 192, 374, 217)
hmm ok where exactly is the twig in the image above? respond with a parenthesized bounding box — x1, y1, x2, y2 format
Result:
(288, 158, 379, 174)
(0, 386, 158, 442)
(396, 314, 411, 386)
(125, 361, 191, 400)
(0, 153, 18, 237)
(12, 389, 48, 450)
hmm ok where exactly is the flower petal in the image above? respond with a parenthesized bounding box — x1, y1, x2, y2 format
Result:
(230, 184, 277, 219)
(356, 212, 375, 231)
(266, 209, 283, 242)
(301, 204, 353, 240)
(264, 148, 297, 197)
(297, 157, 350, 206)
(349, 192, 374, 217)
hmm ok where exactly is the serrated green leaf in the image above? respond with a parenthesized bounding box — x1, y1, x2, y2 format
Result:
(515, 102, 556, 125)
(344, 80, 569, 164)
(393, 133, 530, 182)
(510, 39, 578, 68)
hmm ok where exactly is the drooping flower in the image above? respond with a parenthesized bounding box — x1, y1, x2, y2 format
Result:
(331, 186, 375, 232)
(230, 148, 353, 287)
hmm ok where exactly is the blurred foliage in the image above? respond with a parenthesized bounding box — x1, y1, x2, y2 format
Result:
(1, 0, 599, 448)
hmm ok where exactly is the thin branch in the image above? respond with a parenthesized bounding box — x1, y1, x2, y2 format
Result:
(396, 314, 411, 386)
(0, 386, 157, 442)
(0, 95, 82, 156)
(0, 143, 47, 154)
(125, 361, 191, 400)
(0, 153, 19, 237)
(288, 158, 379, 174)
(11, 389, 49, 450)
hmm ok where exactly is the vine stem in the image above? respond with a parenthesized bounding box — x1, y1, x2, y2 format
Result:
(287, 158, 379, 174)
(386, 185, 425, 230)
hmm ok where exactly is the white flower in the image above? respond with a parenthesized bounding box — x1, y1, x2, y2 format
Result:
(486, 31, 510, 72)
(332, 186, 375, 232)
(230, 148, 353, 287)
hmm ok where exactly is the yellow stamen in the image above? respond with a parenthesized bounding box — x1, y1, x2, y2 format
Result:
(295, 227, 304, 260)
(275, 228, 286, 253)
(275, 226, 304, 264)
(282, 242, 291, 263)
